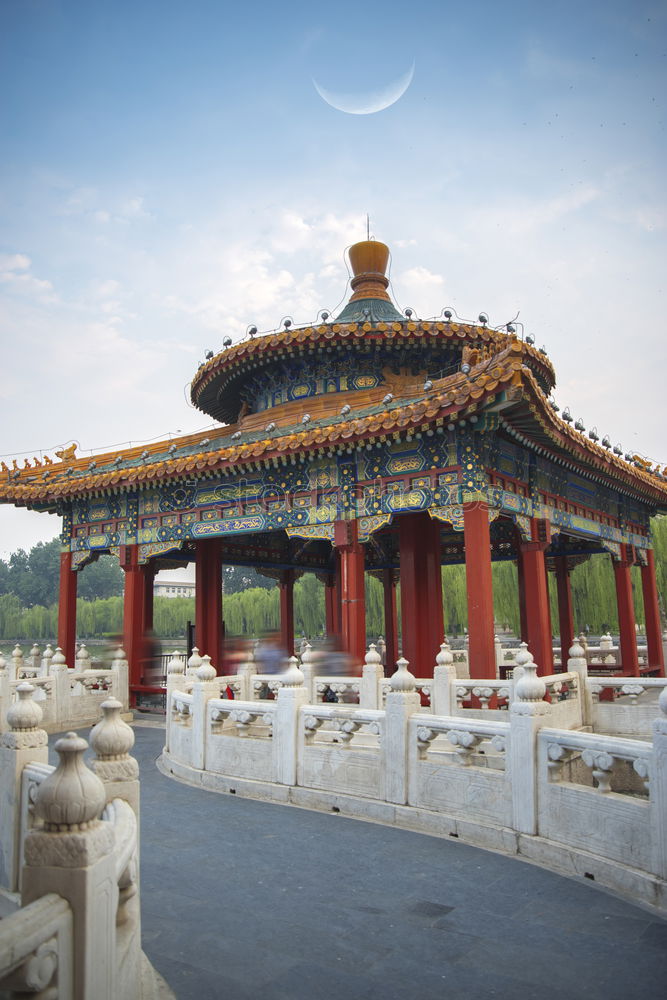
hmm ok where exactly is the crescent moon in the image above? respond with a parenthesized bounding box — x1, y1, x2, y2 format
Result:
(312, 61, 415, 115)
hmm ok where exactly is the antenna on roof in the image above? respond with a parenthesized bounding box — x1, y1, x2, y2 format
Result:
(366, 213, 370, 240)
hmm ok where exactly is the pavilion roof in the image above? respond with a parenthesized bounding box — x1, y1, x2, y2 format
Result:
(189, 316, 556, 423)
(2, 340, 667, 513)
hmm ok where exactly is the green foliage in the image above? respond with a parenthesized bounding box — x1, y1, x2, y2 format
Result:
(0, 537, 123, 606)
(653, 516, 667, 617)
(78, 554, 124, 600)
(223, 565, 275, 594)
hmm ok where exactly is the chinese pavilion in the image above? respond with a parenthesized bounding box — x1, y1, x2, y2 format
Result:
(1, 238, 665, 702)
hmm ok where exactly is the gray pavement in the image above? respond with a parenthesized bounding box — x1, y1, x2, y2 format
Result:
(55, 724, 667, 999)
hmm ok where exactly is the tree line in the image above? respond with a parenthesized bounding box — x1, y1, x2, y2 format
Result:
(0, 518, 664, 644)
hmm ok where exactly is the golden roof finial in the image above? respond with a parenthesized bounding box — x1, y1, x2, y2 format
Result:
(347, 236, 391, 303)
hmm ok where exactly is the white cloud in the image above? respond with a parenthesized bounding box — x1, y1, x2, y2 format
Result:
(400, 266, 444, 287)
(0, 253, 55, 299)
(61, 187, 152, 225)
(0, 253, 30, 272)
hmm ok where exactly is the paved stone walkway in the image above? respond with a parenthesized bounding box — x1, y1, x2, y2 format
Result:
(72, 725, 667, 999)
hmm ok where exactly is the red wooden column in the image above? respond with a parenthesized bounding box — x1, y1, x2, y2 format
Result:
(142, 564, 156, 633)
(121, 545, 147, 693)
(614, 547, 639, 676)
(194, 539, 223, 670)
(324, 574, 337, 638)
(382, 567, 399, 675)
(555, 555, 574, 667)
(463, 502, 496, 678)
(279, 569, 295, 656)
(57, 550, 78, 670)
(518, 519, 553, 675)
(334, 520, 366, 664)
(641, 549, 665, 676)
(398, 512, 444, 676)
(426, 518, 445, 656)
(517, 552, 528, 642)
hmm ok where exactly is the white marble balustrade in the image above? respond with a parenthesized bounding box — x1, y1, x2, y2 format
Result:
(0, 646, 129, 735)
(163, 647, 667, 912)
(0, 688, 168, 998)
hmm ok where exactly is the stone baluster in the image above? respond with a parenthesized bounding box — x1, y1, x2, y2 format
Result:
(384, 658, 420, 805)
(0, 683, 49, 896)
(567, 639, 592, 726)
(509, 644, 548, 834)
(581, 748, 615, 793)
(90, 697, 140, 820)
(360, 644, 383, 710)
(432, 641, 456, 717)
(42, 642, 54, 675)
(22, 732, 117, 1000)
(192, 656, 220, 770)
(273, 657, 307, 786)
(376, 635, 386, 667)
(651, 686, 667, 880)
(299, 643, 316, 702)
(186, 646, 203, 678)
(11, 644, 24, 681)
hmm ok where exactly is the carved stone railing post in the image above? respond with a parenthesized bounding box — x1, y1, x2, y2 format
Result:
(567, 639, 592, 726)
(50, 647, 68, 673)
(0, 683, 48, 896)
(494, 634, 504, 671)
(90, 698, 140, 821)
(28, 643, 42, 675)
(192, 656, 220, 770)
(299, 643, 316, 703)
(22, 732, 117, 1000)
(509, 644, 548, 834)
(384, 658, 420, 805)
(50, 646, 69, 725)
(165, 652, 187, 754)
(0, 653, 9, 729)
(274, 657, 307, 785)
(42, 643, 54, 675)
(236, 649, 258, 702)
(186, 646, 202, 679)
(651, 686, 667, 879)
(361, 644, 383, 710)
(76, 644, 91, 672)
(110, 647, 129, 710)
(11, 645, 23, 682)
(432, 641, 456, 716)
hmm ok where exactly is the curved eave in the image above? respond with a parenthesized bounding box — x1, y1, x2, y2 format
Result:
(1, 346, 527, 508)
(190, 320, 555, 423)
(5, 344, 664, 512)
(499, 371, 667, 508)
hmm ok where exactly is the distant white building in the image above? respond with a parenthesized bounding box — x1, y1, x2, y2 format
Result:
(154, 579, 195, 599)
(154, 564, 196, 599)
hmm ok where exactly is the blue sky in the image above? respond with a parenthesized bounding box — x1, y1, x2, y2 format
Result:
(0, 0, 665, 555)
